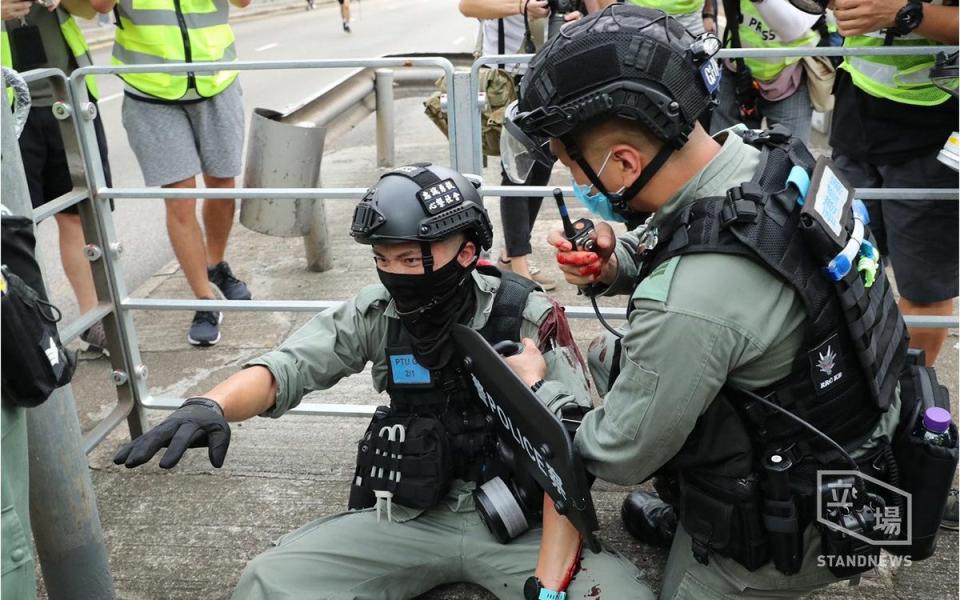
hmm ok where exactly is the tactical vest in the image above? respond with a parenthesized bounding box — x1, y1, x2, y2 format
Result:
(638, 127, 908, 570)
(349, 270, 541, 510)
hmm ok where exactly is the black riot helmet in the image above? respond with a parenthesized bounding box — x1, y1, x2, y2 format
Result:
(512, 5, 721, 208)
(350, 163, 494, 269)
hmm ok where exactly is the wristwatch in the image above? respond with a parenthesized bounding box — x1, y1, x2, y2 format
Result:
(523, 577, 567, 600)
(893, 0, 924, 36)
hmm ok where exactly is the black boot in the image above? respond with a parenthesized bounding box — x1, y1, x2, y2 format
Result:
(621, 490, 677, 548)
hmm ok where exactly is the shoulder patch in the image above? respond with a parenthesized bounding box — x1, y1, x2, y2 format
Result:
(633, 256, 681, 303)
(355, 284, 391, 314)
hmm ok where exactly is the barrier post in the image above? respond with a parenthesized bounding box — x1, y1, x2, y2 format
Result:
(375, 68, 395, 167)
(449, 71, 480, 177)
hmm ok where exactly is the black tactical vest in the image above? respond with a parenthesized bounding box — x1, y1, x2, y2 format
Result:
(349, 270, 540, 509)
(638, 128, 908, 569)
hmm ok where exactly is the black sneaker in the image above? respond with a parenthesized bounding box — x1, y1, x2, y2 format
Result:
(621, 490, 677, 548)
(343, 21, 351, 33)
(188, 311, 223, 346)
(80, 321, 110, 357)
(208, 261, 252, 301)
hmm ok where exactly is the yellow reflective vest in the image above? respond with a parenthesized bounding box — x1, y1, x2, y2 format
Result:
(1, 8, 99, 102)
(112, 0, 238, 101)
(625, 0, 702, 16)
(840, 31, 951, 106)
(734, 1, 819, 82)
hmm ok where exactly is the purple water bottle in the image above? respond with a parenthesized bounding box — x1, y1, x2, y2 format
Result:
(921, 407, 954, 447)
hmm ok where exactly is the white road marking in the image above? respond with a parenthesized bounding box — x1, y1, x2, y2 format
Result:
(255, 42, 279, 52)
(98, 92, 123, 103)
(452, 36, 465, 45)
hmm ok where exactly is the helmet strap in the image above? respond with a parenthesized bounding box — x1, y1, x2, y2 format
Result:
(420, 241, 435, 274)
(564, 136, 675, 211)
(618, 145, 675, 207)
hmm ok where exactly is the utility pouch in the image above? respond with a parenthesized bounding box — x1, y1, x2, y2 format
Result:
(890, 357, 957, 560)
(10, 25, 47, 71)
(669, 472, 769, 571)
(348, 406, 453, 511)
(1, 214, 76, 407)
(0, 266, 76, 406)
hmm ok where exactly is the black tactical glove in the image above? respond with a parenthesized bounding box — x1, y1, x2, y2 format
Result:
(113, 397, 230, 469)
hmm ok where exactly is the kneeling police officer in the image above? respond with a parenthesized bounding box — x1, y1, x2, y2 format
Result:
(113, 164, 654, 600)
(503, 5, 952, 599)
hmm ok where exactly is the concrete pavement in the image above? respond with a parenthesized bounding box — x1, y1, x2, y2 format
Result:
(56, 89, 960, 599)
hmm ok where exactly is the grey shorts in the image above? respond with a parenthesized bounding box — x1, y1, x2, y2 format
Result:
(122, 81, 245, 187)
(832, 149, 959, 304)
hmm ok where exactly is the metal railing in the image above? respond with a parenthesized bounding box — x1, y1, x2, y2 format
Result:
(22, 44, 958, 443)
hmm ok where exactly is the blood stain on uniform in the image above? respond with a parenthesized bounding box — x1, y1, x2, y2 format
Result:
(586, 585, 602, 598)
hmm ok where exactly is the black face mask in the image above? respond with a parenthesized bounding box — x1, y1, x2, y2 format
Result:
(377, 250, 477, 369)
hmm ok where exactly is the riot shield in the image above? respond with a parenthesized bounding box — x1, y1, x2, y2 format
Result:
(450, 324, 601, 552)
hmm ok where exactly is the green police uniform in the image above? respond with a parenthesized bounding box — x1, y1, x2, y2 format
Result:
(1, 403, 35, 600)
(232, 270, 654, 600)
(575, 128, 900, 599)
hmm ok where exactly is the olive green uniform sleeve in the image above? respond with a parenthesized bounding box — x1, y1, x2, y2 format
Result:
(573, 253, 808, 485)
(244, 285, 391, 418)
(520, 292, 593, 415)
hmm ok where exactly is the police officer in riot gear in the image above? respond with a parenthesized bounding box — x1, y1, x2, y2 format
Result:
(112, 163, 654, 600)
(502, 5, 952, 598)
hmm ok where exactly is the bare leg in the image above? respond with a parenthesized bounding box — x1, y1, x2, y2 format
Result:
(341, 0, 350, 22)
(201, 175, 236, 266)
(509, 254, 532, 280)
(165, 176, 216, 299)
(900, 297, 955, 366)
(55, 212, 98, 313)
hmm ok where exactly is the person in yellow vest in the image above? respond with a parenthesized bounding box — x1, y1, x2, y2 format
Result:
(829, 0, 958, 367)
(90, 0, 253, 347)
(624, 0, 717, 35)
(709, 0, 822, 143)
(2, 0, 113, 355)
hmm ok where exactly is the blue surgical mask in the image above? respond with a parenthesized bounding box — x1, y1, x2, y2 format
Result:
(570, 151, 627, 223)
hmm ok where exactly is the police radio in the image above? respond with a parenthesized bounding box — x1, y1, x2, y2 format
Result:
(554, 188, 596, 252)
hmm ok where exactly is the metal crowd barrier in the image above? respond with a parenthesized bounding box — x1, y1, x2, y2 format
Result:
(23, 43, 956, 446)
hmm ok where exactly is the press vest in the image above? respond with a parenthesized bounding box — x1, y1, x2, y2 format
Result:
(112, 0, 237, 101)
(733, 1, 820, 82)
(1, 8, 99, 102)
(635, 128, 908, 570)
(840, 23, 951, 106)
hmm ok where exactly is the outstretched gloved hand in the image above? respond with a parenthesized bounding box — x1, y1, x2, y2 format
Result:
(113, 397, 231, 469)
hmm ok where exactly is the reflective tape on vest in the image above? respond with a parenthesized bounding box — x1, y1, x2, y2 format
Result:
(112, 0, 238, 101)
(840, 34, 949, 106)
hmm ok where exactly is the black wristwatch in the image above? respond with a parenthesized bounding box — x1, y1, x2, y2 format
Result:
(523, 576, 566, 600)
(893, 0, 924, 36)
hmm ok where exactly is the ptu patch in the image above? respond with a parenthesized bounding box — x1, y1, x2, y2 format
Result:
(416, 178, 463, 215)
(700, 58, 721, 95)
(389, 354, 431, 385)
(808, 333, 844, 396)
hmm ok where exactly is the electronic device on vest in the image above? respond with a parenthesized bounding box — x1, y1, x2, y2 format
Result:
(614, 126, 955, 576)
